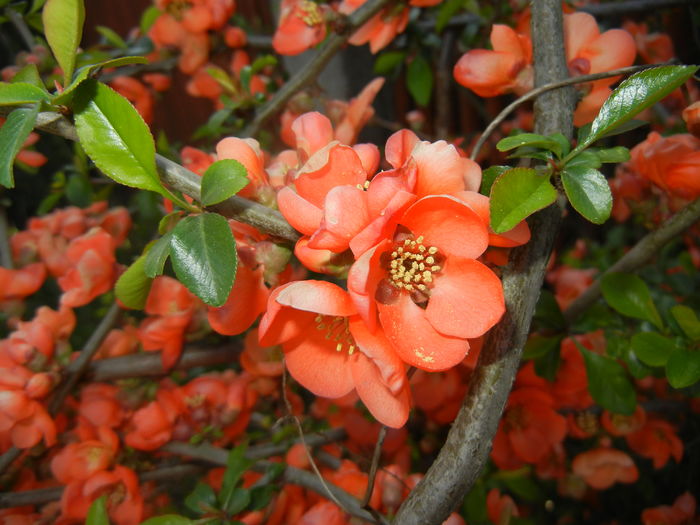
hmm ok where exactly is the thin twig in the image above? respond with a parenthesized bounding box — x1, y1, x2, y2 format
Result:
(0, 464, 204, 508)
(240, 0, 396, 137)
(563, 195, 700, 324)
(0, 108, 300, 243)
(48, 302, 121, 413)
(580, 0, 695, 16)
(0, 207, 13, 268)
(4, 8, 35, 50)
(469, 63, 663, 161)
(87, 344, 241, 381)
(361, 425, 387, 508)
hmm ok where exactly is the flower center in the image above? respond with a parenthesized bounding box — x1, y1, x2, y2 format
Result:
(314, 315, 356, 355)
(387, 235, 442, 293)
(300, 1, 323, 26)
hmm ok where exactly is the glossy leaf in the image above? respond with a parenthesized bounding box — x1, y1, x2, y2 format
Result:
(42, 0, 85, 86)
(601, 273, 663, 329)
(523, 335, 562, 360)
(200, 159, 249, 206)
(577, 65, 698, 151)
(630, 332, 676, 367)
(561, 166, 612, 224)
(671, 305, 700, 342)
(577, 119, 647, 144)
(497, 133, 564, 158)
(594, 146, 630, 164)
(115, 255, 153, 310)
(73, 80, 163, 193)
(666, 348, 700, 389)
(169, 213, 237, 306)
(143, 233, 173, 278)
(480, 165, 509, 196)
(222, 488, 251, 516)
(53, 56, 149, 105)
(578, 344, 636, 415)
(249, 485, 275, 511)
(86, 496, 110, 525)
(95, 25, 127, 48)
(407, 55, 433, 107)
(184, 482, 218, 515)
(565, 150, 602, 170)
(489, 167, 557, 234)
(220, 445, 253, 514)
(533, 290, 566, 331)
(0, 104, 40, 188)
(0, 82, 50, 105)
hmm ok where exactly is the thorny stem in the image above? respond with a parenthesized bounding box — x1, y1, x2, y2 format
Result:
(563, 194, 700, 324)
(392, 1, 575, 522)
(0, 108, 300, 243)
(469, 63, 665, 161)
(240, 0, 396, 138)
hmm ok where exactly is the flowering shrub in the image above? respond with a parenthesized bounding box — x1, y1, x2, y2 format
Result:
(0, 1, 699, 524)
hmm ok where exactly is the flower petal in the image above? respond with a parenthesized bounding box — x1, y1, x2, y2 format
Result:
(276, 280, 356, 316)
(427, 257, 505, 339)
(378, 292, 469, 371)
(400, 195, 489, 259)
(350, 353, 410, 428)
(277, 186, 323, 236)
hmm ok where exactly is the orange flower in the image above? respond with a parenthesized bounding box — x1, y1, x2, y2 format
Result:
(259, 280, 411, 428)
(348, 194, 504, 371)
(622, 21, 675, 64)
(58, 228, 118, 307)
(626, 417, 683, 469)
(273, 0, 329, 56)
(487, 489, 519, 524)
(572, 447, 639, 489)
(642, 492, 697, 525)
(683, 101, 700, 138)
(0, 263, 46, 303)
(491, 387, 567, 468)
(453, 24, 533, 97)
(340, 0, 410, 54)
(124, 389, 182, 451)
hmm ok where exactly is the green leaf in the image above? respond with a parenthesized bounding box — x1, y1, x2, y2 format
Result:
(200, 159, 249, 206)
(10, 64, 45, 89)
(86, 495, 110, 525)
(0, 105, 40, 188)
(631, 332, 676, 367)
(54, 56, 149, 105)
(480, 165, 508, 196)
(140, 516, 194, 525)
(184, 482, 218, 515)
(42, 0, 85, 86)
(249, 485, 275, 511)
(140, 6, 161, 33)
(593, 146, 630, 164)
(143, 233, 172, 278)
(561, 166, 612, 224)
(115, 255, 153, 309)
(407, 55, 433, 107)
(221, 488, 251, 515)
(578, 344, 636, 415)
(220, 445, 253, 513)
(436, 0, 463, 32)
(250, 54, 277, 74)
(374, 51, 405, 75)
(666, 348, 700, 389)
(0, 82, 51, 105)
(523, 335, 561, 360)
(497, 133, 564, 158)
(565, 150, 602, 170)
(169, 213, 237, 306)
(534, 346, 561, 381)
(73, 80, 163, 193)
(601, 273, 663, 329)
(533, 290, 566, 331)
(671, 305, 700, 342)
(489, 167, 557, 234)
(577, 65, 698, 151)
(95, 25, 127, 48)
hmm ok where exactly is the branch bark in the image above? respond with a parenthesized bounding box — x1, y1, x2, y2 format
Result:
(392, 1, 575, 522)
(240, 0, 396, 137)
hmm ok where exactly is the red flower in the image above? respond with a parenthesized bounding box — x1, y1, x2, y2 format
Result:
(348, 194, 504, 371)
(642, 492, 697, 525)
(273, 0, 329, 56)
(259, 280, 411, 428)
(626, 417, 683, 469)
